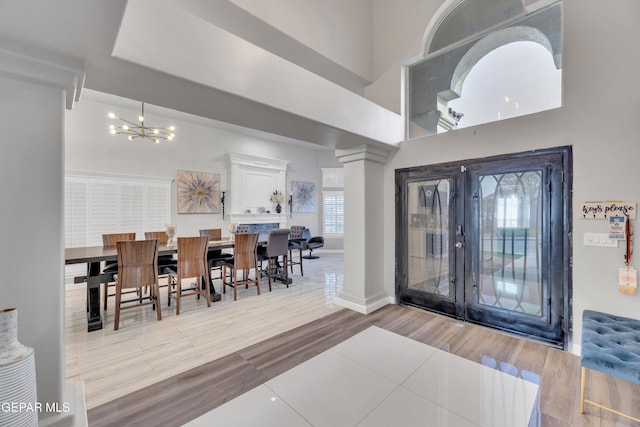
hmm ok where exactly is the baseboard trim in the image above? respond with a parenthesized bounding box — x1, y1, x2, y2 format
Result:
(335, 295, 395, 314)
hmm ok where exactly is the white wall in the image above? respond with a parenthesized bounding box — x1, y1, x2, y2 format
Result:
(227, 0, 441, 115)
(0, 76, 65, 420)
(230, 0, 374, 81)
(367, 0, 442, 113)
(382, 0, 640, 352)
(65, 96, 329, 239)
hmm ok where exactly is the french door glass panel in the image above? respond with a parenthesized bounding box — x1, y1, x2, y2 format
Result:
(478, 171, 543, 316)
(407, 179, 451, 297)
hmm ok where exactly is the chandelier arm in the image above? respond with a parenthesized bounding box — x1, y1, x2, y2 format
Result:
(115, 117, 140, 127)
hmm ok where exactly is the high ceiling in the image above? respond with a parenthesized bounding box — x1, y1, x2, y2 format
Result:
(0, 0, 403, 150)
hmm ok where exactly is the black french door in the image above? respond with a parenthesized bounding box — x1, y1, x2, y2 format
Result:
(396, 147, 571, 348)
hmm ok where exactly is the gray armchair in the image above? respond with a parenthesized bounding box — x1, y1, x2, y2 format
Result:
(303, 234, 324, 259)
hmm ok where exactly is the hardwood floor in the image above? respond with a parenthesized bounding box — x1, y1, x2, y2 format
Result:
(66, 253, 640, 426)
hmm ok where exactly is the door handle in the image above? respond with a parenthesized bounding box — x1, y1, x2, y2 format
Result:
(455, 242, 464, 249)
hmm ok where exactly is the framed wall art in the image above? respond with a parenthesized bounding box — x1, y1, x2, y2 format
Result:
(177, 170, 220, 214)
(292, 181, 316, 213)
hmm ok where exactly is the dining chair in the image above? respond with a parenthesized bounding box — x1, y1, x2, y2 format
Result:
(234, 224, 251, 234)
(114, 239, 161, 330)
(199, 228, 233, 283)
(221, 232, 260, 301)
(167, 236, 211, 315)
(288, 225, 306, 276)
(258, 228, 290, 291)
(144, 231, 177, 276)
(102, 232, 136, 311)
(143, 231, 178, 299)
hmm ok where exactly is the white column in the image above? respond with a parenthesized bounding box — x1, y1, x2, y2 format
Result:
(335, 145, 393, 313)
(0, 35, 85, 425)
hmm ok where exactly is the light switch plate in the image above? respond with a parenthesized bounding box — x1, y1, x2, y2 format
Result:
(583, 232, 619, 247)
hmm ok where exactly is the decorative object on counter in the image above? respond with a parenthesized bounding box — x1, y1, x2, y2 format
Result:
(228, 223, 236, 234)
(292, 181, 316, 213)
(108, 101, 175, 143)
(177, 170, 220, 214)
(288, 194, 293, 218)
(257, 207, 266, 214)
(220, 191, 226, 219)
(271, 190, 284, 214)
(0, 308, 38, 427)
(165, 224, 176, 246)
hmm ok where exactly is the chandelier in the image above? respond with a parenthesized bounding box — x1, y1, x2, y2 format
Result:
(108, 102, 175, 143)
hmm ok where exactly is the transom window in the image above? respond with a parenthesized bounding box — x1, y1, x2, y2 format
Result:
(407, 0, 562, 137)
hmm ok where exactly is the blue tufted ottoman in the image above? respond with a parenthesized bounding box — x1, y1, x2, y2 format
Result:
(580, 309, 640, 422)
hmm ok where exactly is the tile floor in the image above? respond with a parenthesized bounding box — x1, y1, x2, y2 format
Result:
(184, 326, 539, 427)
(66, 253, 344, 409)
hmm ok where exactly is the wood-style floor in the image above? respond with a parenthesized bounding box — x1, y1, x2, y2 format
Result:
(65, 253, 344, 409)
(66, 253, 640, 426)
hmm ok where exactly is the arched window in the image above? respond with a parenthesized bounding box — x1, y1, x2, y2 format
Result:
(406, 0, 562, 137)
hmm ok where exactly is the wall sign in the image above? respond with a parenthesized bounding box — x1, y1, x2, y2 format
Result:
(579, 201, 636, 219)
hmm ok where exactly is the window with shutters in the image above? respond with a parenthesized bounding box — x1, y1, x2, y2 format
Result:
(321, 168, 344, 236)
(64, 171, 171, 248)
(323, 191, 344, 235)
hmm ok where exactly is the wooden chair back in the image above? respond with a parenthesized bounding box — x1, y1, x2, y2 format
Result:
(103, 232, 136, 247)
(144, 231, 169, 245)
(177, 236, 210, 279)
(116, 239, 160, 290)
(199, 228, 222, 240)
(114, 239, 161, 330)
(101, 233, 136, 311)
(233, 233, 259, 270)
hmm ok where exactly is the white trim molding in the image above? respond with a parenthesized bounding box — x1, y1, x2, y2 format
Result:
(335, 144, 392, 165)
(0, 34, 85, 109)
(335, 292, 396, 315)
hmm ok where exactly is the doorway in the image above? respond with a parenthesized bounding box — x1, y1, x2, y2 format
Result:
(395, 147, 571, 348)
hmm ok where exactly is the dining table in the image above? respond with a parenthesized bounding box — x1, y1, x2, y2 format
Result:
(65, 239, 235, 332)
